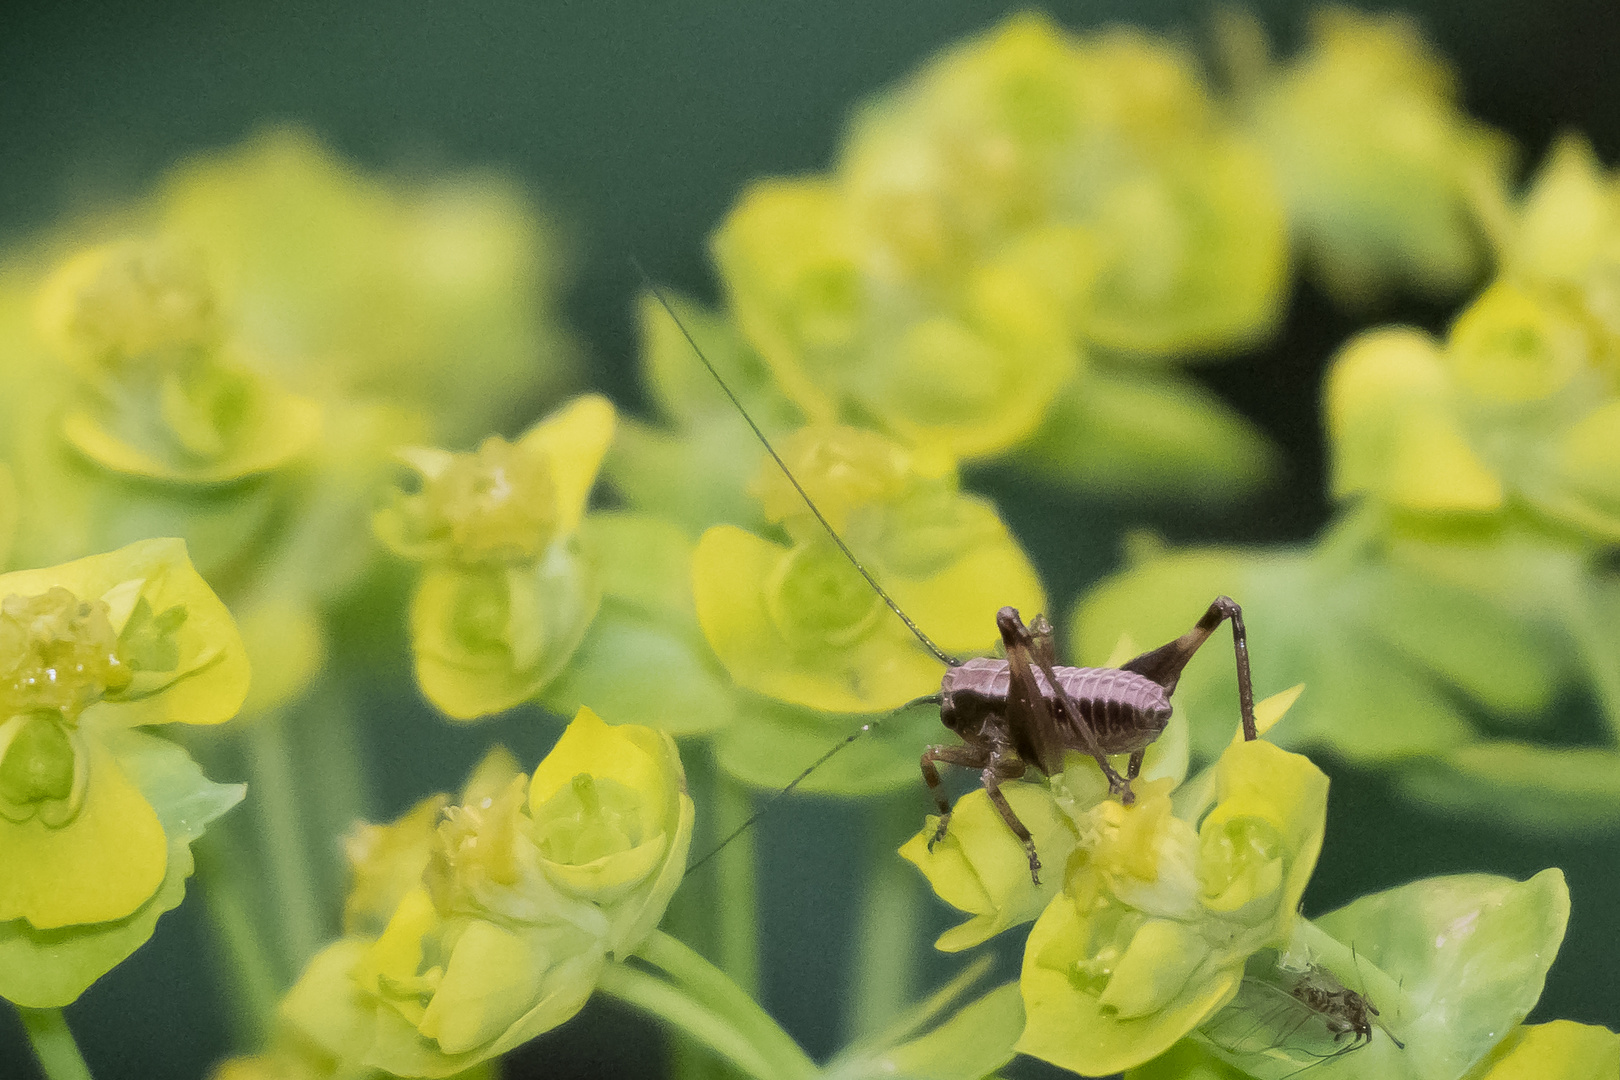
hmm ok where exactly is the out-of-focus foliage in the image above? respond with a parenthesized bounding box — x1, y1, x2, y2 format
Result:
(709, 12, 1284, 500)
(1076, 131, 1620, 833)
(0, 129, 581, 723)
(0, 539, 246, 1006)
(275, 709, 693, 1077)
(153, 127, 579, 446)
(1226, 6, 1512, 306)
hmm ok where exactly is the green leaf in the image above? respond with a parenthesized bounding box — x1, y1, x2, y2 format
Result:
(859, 981, 1024, 1080)
(541, 598, 737, 737)
(1397, 744, 1620, 834)
(1014, 367, 1277, 502)
(1303, 870, 1570, 1079)
(713, 693, 942, 795)
(0, 727, 243, 1006)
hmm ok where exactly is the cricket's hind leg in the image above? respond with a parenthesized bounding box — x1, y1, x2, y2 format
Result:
(1121, 596, 1258, 741)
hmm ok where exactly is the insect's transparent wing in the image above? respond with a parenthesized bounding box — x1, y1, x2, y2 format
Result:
(1196, 962, 1371, 1080)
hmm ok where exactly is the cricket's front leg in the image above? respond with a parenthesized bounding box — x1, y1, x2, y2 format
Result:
(921, 743, 991, 850)
(981, 756, 1040, 884)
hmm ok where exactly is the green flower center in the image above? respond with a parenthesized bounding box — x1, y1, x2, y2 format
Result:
(532, 773, 646, 866)
(415, 437, 559, 564)
(1198, 816, 1285, 919)
(52, 242, 220, 376)
(0, 712, 88, 827)
(0, 588, 130, 717)
(765, 541, 885, 649)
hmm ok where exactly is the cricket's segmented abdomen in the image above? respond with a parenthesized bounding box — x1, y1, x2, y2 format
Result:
(940, 658, 1172, 759)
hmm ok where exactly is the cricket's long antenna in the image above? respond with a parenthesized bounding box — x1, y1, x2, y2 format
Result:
(632, 258, 961, 668)
(685, 694, 942, 875)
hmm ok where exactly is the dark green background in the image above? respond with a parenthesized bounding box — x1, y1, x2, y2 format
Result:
(3, 3, 1618, 1077)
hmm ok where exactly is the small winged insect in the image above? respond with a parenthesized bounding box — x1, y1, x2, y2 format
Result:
(1200, 951, 1405, 1078)
(636, 265, 1260, 883)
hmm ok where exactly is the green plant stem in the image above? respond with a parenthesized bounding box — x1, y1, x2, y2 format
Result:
(714, 773, 760, 998)
(16, 1007, 93, 1080)
(289, 679, 371, 904)
(1565, 582, 1620, 736)
(636, 930, 818, 1080)
(599, 965, 782, 1080)
(244, 706, 323, 978)
(193, 832, 281, 1048)
(848, 796, 918, 1041)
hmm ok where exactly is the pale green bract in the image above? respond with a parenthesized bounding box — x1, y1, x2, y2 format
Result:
(279, 708, 694, 1078)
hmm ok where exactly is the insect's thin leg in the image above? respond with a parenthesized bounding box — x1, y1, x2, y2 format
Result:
(1121, 596, 1258, 741)
(1127, 749, 1145, 781)
(979, 758, 1040, 884)
(921, 743, 992, 849)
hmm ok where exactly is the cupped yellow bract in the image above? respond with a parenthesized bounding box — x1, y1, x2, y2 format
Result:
(0, 539, 247, 1008)
(1017, 739, 1328, 1076)
(281, 707, 692, 1078)
(0, 538, 248, 932)
(693, 425, 1045, 713)
(899, 780, 1081, 953)
(714, 178, 1077, 460)
(1241, 6, 1512, 305)
(36, 240, 322, 485)
(376, 395, 615, 719)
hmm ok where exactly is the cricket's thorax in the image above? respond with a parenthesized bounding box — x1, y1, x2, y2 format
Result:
(938, 656, 1172, 764)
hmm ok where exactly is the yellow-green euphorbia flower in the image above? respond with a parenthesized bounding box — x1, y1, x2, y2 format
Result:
(155, 125, 579, 446)
(1244, 7, 1512, 305)
(375, 394, 615, 719)
(714, 177, 1077, 460)
(0, 538, 249, 1006)
(836, 12, 1288, 360)
(1013, 737, 1327, 1076)
(35, 240, 321, 484)
(281, 708, 693, 1078)
(692, 424, 1046, 713)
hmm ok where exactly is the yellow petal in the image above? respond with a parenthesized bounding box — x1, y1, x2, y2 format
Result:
(0, 740, 166, 929)
(517, 394, 616, 537)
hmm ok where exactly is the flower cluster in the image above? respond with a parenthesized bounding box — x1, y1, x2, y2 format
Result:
(709, 12, 1285, 502)
(375, 395, 615, 719)
(0, 539, 248, 1007)
(1074, 130, 1620, 833)
(1232, 7, 1512, 305)
(900, 689, 1322, 1076)
(267, 708, 692, 1077)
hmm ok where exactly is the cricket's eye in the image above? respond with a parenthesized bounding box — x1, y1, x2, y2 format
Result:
(764, 541, 884, 649)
